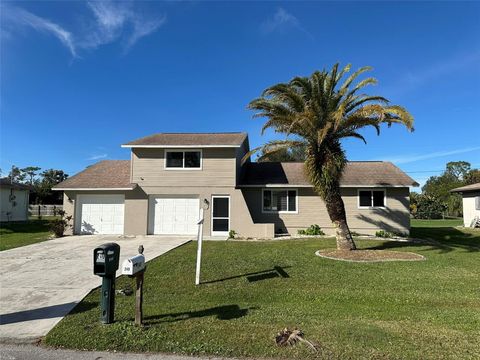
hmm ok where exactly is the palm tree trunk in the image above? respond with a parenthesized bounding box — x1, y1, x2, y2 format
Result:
(324, 189, 357, 251)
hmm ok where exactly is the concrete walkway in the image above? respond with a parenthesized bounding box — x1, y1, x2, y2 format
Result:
(0, 235, 191, 342)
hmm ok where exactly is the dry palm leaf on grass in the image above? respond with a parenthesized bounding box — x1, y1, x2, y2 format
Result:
(275, 328, 320, 352)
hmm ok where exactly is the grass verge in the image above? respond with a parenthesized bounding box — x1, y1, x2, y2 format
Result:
(0, 218, 56, 251)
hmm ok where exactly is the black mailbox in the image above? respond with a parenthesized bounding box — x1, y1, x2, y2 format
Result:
(93, 243, 120, 276)
(93, 242, 120, 324)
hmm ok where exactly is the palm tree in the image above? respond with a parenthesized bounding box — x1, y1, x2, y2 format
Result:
(246, 64, 414, 250)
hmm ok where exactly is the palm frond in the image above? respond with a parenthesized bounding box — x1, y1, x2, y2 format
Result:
(241, 140, 306, 165)
(338, 66, 373, 94)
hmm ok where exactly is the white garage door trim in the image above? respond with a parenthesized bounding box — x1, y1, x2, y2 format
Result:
(148, 196, 200, 235)
(75, 194, 125, 235)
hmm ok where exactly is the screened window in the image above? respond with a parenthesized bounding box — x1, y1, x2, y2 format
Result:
(358, 190, 385, 208)
(475, 196, 480, 211)
(263, 190, 297, 213)
(165, 151, 201, 169)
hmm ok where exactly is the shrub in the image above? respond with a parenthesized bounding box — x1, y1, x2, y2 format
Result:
(50, 210, 73, 237)
(375, 230, 394, 238)
(228, 229, 236, 239)
(298, 224, 325, 236)
(411, 194, 447, 219)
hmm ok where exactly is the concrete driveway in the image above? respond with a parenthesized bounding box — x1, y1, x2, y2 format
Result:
(0, 235, 191, 342)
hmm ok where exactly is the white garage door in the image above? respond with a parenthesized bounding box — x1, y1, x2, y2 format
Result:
(149, 197, 199, 235)
(76, 195, 125, 235)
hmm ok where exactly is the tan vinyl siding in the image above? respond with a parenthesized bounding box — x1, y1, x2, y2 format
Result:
(131, 148, 236, 187)
(138, 186, 274, 238)
(243, 187, 411, 235)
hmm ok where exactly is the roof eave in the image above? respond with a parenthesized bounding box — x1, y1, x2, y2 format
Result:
(121, 144, 242, 148)
(238, 184, 416, 188)
(53, 187, 136, 191)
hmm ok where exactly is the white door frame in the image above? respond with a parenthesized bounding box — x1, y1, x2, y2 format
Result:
(211, 195, 230, 237)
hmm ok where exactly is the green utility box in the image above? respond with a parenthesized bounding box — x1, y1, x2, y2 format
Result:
(93, 243, 120, 324)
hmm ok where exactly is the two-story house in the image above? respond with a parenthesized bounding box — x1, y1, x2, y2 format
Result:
(54, 132, 418, 238)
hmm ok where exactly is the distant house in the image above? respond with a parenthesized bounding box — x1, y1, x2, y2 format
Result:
(53, 132, 418, 237)
(0, 178, 30, 222)
(451, 183, 480, 227)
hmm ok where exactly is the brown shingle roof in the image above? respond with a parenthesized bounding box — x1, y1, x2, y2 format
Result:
(53, 161, 134, 190)
(450, 182, 480, 193)
(240, 161, 418, 187)
(0, 178, 31, 190)
(123, 132, 248, 147)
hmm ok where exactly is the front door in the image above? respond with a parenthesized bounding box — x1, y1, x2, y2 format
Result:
(211, 196, 230, 236)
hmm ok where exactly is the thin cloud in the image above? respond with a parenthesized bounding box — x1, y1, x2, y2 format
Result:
(1, 1, 166, 57)
(2, 4, 77, 57)
(261, 8, 313, 39)
(385, 50, 480, 97)
(84, 1, 166, 51)
(379, 146, 480, 165)
(87, 153, 108, 161)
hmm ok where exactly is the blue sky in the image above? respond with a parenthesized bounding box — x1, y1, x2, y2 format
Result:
(1, 1, 479, 190)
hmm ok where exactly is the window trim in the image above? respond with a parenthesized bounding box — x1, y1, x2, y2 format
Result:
(357, 188, 387, 209)
(164, 149, 203, 170)
(262, 188, 298, 214)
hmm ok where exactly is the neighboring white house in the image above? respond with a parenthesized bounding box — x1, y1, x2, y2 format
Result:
(0, 178, 30, 222)
(451, 182, 480, 227)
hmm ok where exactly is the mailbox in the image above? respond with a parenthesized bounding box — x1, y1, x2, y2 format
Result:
(93, 243, 120, 276)
(93, 242, 120, 324)
(121, 254, 146, 276)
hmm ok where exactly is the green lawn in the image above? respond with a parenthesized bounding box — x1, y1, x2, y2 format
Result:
(0, 218, 56, 251)
(45, 220, 480, 359)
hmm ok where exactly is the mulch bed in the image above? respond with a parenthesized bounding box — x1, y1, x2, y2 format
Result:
(315, 249, 425, 262)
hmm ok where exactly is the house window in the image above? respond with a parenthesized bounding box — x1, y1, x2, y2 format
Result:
(263, 189, 297, 213)
(475, 196, 480, 210)
(358, 189, 386, 208)
(165, 150, 201, 169)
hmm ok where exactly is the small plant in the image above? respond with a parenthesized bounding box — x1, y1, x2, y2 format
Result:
(298, 224, 325, 236)
(50, 210, 73, 237)
(228, 229, 237, 239)
(375, 230, 394, 238)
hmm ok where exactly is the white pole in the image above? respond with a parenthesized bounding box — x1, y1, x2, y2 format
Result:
(195, 208, 204, 285)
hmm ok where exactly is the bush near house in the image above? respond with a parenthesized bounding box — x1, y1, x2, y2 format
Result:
(297, 224, 325, 236)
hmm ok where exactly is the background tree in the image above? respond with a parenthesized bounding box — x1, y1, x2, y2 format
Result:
(21, 166, 41, 185)
(247, 63, 414, 250)
(422, 161, 475, 217)
(34, 169, 69, 204)
(8, 165, 26, 183)
(464, 169, 480, 185)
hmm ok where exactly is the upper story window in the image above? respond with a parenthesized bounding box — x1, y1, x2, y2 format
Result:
(358, 189, 386, 208)
(165, 150, 202, 169)
(263, 189, 297, 213)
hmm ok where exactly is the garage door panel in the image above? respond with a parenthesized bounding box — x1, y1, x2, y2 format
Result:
(76, 195, 125, 235)
(149, 197, 199, 235)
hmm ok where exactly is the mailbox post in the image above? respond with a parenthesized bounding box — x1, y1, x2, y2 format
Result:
(121, 245, 146, 326)
(93, 243, 120, 324)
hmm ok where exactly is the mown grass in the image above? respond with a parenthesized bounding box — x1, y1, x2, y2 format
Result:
(45, 220, 480, 359)
(0, 218, 56, 251)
